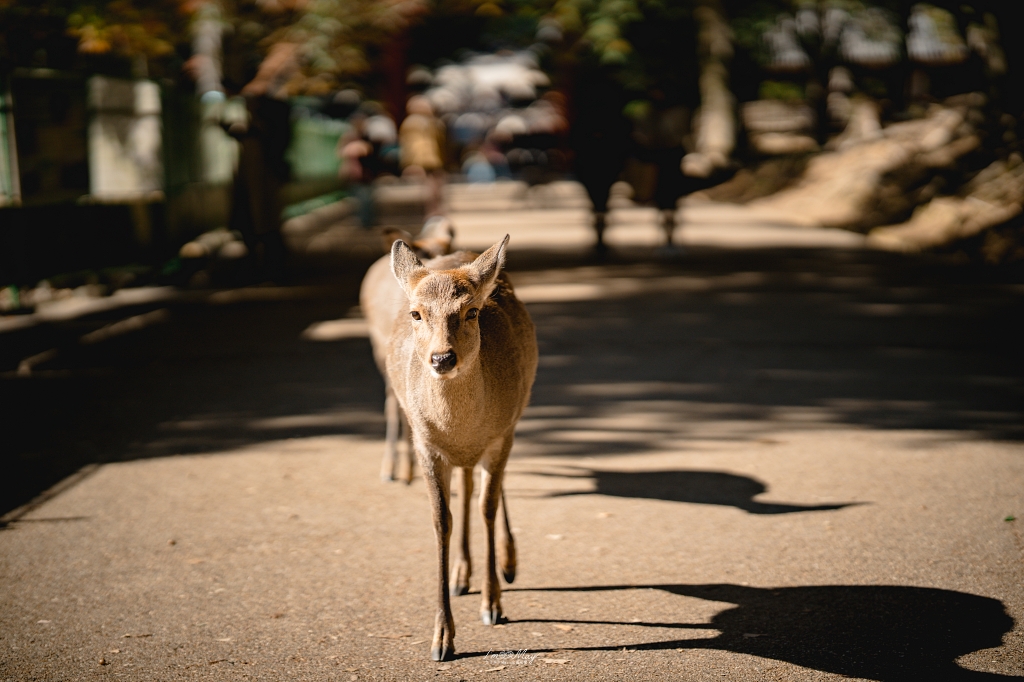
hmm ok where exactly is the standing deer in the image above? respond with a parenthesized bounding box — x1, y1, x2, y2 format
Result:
(360, 217, 455, 482)
(387, 235, 538, 661)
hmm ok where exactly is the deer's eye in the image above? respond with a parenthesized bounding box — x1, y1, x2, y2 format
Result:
(466, 308, 479, 320)
(410, 311, 422, 321)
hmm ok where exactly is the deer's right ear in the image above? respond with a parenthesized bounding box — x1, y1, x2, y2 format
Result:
(465, 234, 508, 299)
(391, 240, 427, 297)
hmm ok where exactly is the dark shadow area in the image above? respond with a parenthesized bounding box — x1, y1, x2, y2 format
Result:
(0, 257, 385, 517)
(535, 468, 857, 513)
(498, 583, 1018, 681)
(1, 242, 1022, 517)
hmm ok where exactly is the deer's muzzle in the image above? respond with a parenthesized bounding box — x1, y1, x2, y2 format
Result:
(431, 351, 458, 374)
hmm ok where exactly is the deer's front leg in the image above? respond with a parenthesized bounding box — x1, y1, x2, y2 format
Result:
(478, 443, 510, 626)
(422, 455, 456, 660)
(450, 466, 473, 596)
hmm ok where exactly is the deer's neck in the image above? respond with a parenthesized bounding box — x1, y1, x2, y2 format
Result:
(418, 363, 485, 432)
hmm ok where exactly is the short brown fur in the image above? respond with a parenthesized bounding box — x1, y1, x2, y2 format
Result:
(387, 235, 538, 661)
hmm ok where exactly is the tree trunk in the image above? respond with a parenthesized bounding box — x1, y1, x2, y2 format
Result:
(683, 0, 735, 178)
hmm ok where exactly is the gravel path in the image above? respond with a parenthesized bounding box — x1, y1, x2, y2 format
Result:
(2, 199, 1022, 680)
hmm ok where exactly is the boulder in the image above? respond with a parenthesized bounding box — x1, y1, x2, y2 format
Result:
(747, 103, 979, 229)
(868, 157, 1024, 252)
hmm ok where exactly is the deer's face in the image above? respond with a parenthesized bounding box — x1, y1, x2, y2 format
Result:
(392, 235, 508, 381)
(406, 272, 486, 379)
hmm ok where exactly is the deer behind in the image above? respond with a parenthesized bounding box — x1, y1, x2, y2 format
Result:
(360, 217, 455, 482)
(388, 235, 538, 661)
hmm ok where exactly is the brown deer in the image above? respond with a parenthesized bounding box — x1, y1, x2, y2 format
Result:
(360, 217, 455, 482)
(388, 235, 538, 661)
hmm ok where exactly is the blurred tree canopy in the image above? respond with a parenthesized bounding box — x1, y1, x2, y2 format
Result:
(0, 0, 192, 77)
(1, 0, 1020, 113)
(0, 0, 703, 94)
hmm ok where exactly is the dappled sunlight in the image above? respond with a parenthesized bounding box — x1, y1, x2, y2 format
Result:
(301, 318, 369, 340)
(508, 247, 1024, 459)
(3, 237, 1021, 516)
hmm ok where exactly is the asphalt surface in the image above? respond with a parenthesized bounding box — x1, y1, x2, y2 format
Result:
(2, 194, 1023, 681)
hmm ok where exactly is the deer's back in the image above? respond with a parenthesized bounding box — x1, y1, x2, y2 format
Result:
(360, 256, 405, 374)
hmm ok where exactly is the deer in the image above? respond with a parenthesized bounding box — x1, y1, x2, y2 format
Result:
(360, 216, 456, 483)
(387, 234, 538, 661)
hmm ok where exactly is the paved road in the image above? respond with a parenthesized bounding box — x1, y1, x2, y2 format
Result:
(2, 198, 1023, 681)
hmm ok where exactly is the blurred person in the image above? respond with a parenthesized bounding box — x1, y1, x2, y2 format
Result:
(223, 43, 297, 281)
(480, 133, 511, 179)
(399, 95, 446, 216)
(462, 149, 496, 183)
(337, 102, 397, 228)
(569, 71, 631, 252)
(449, 111, 490, 174)
(326, 88, 362, 120)
(363, 103, 399, 178)
(630, 92, 692, 248)
(337, 112, 377, 228)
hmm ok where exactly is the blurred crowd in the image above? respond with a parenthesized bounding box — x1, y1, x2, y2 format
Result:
(330, 51, 569, 226)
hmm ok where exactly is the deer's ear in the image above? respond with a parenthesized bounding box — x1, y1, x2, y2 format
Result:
(391, 240, 427, 297)
(466, 234, 508, 298)
(412, 216, 455, 258)
(382, 227, 414, 252)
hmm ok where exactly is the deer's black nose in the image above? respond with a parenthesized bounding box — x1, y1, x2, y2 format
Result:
(431, 351, 458, 373)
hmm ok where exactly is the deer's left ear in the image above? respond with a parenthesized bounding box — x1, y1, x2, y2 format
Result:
(466, 234, 508, 299)
(391, 240, 428, 297)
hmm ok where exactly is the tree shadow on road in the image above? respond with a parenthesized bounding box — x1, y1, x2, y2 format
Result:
(530, 467, 858, 513)
(512, 246, 1024, 460)
(501, 583, 1018, 681)
(2, 245, 1022, 518)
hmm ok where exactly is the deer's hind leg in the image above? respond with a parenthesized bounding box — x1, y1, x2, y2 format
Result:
(399, 407, 416, 483)
(382, 387, 416, 484)
(498, 487, 516, 584)
(380, 384, 401, 482)
(450, 466, 473, 596)
(479, 436, 514, 625)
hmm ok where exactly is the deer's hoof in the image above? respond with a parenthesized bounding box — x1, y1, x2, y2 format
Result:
(450, 560, 471, 596)
(481, 607, 503, 626)
(432, 615, 455, 661)
(501, 565, 516, 584)
(431, 643, 455, 661)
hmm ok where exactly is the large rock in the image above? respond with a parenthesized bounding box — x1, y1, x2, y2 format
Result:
(868, 157, 1024, 252)
(747, 104, 977, 230)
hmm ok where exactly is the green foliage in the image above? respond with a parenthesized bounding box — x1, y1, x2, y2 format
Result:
(730, 0, 789, 67)
(759, 79, 803, 101)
